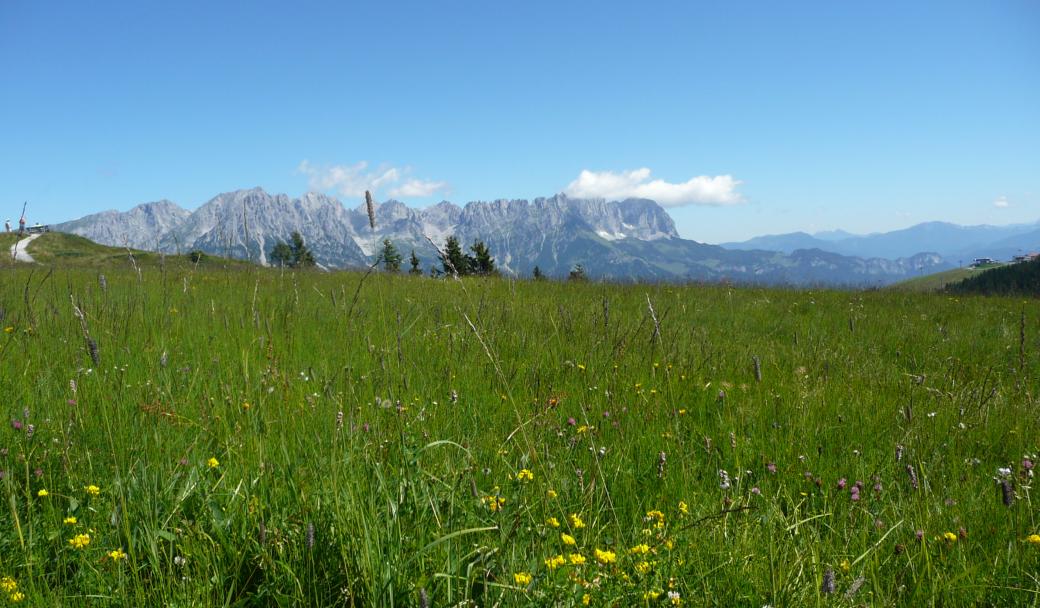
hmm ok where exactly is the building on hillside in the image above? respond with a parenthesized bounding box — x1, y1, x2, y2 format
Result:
(1011, 253, 1039, 264)
(971, 257, 997, 267)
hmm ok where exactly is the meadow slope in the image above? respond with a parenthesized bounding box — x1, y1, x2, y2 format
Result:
(0, 266, 1038, 606)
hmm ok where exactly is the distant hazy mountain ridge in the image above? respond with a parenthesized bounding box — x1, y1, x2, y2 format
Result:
(54, 188, 951, 285)
(722, 220, 1040, 262)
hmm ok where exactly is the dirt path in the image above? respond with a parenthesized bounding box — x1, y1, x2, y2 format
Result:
(10, 233, 42, 263)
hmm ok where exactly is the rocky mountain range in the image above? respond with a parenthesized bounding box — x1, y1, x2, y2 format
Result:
(54, 188, 950, 285)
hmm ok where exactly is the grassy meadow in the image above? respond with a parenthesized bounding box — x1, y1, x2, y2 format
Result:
(0, 260, 1038, 606)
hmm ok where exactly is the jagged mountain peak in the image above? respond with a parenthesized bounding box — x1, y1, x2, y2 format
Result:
(53, 188, 953, 285)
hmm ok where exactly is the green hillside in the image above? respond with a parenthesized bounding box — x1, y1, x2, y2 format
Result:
(0, 231, 250, 270)
(948, 257, 1040, 296)
(0, 260, 1037, 606)
(888, 265, 996, 292)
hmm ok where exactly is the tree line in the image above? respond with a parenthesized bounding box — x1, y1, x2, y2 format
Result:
(268, 231, 589, 280)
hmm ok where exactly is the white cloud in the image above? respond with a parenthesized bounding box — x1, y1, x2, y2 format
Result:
(993, 196, 1010, 208)
(564, 168, 744, 207)
(390, 178, 450, 198)
(296, 160, 448, 199)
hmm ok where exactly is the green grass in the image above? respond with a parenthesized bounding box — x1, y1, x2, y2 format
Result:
(0, 232, 251, 271)
(0, 263, 1038, 606)
(888, 266, 999, 293)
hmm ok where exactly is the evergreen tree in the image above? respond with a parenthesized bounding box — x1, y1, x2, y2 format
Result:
(441, 236, 469, 276)
(269, 241, 293, 267)
(532, 265, 544, 280)
(408, 249, 422, 275)
(289, 231, 316, 267)
(469, 241, 496, 276)
(380, 239, 403, 272)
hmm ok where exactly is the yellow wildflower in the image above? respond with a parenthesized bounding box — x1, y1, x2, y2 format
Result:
(483, 495, 506, 512)
(37, 489, 48, 497)
(568, 552, 586, 565)
(630, 543, 651, 555)
(3, 327, 13, 333)
(64, 516, 77, 525)
(1026, 534, 1040, 545)
(640, 507, 665, 525)
(664, 539, 674, 550)
(594, 548, 616, 564)
(544, 554, 566, 570)
(108, 548, 127, 561)
(546, 516, 560, 528)
(839, 559, 850, 573)
(943, 531, 957, 543)
(516, 469, 534, 482)
(85, 485, 100, 497)
(644, 590, 662, 601)
(577, 364, 586, 371)
(678, 501, 689, 515)
(68, 533, 91, 549)
(569, 513, 586, 529)
(8, 591, 25, 603)
(242, 402, 251, 411)
(546, 489, 558, 499)
(513, 572, 532, 585)
(582, 593, 591, 605)
(576, 425, 590, 434)
(207, 457, 220, 469)
(0, 577, 16, 592)
(561, 533, 577, 546)
(635, 560, 652, 574)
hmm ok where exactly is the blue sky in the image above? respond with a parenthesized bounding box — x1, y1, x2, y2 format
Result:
(1, 0, 1037, 243)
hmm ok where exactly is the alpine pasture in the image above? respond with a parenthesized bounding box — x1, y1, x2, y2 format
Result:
(0, 261, 1037, 606)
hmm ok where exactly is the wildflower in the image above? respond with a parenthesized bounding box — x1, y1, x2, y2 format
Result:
(582, 593, 591, 605)
(594, 548, 617, 564)
(635, 560, 651, 574)
(37, 489, 48, 497)
(513, 572, 532, 585)
(645, 510, 665, 528)
(85, 485, 100, 497)
(68, 533, 91, 549)
(516, 469, 534, 482)
(839, 559, 850, 573)
(836, 478, 847, 490)
(942, 531, 957, 543)
(630, 543, 651, 555)
(577, 364, 586, 371)
(1026, 534, 1040, 545)
(546, 516, 560, 528)
(64, 516, 77, 525)
(483, 495, 506, 512)
(644, 590, 662, 601)
(0, 577, 16, 593)
(207, 457, 220, 469)
(108, 549, 127, 561)
(546, 489, 558, 499)
(8, 591, 24, 603)
(667, 591, 682, 606)
(568, 552, 586, 565)
(576, 425, 590, 434)
(544, 554, 566, 570)
(718, 469, 731, 490)
(678, 500, 689, 515)
(569, 513, 586, 529)
(561, 533, 576, 546)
